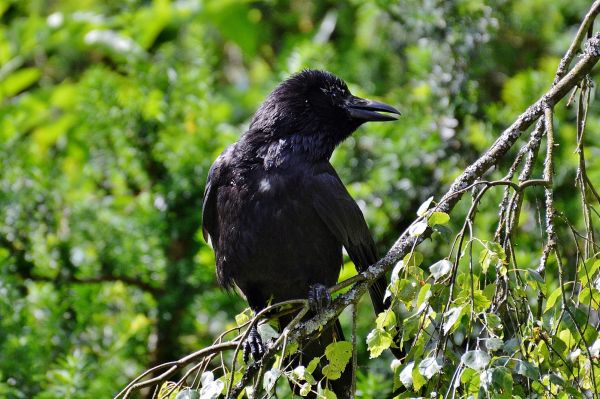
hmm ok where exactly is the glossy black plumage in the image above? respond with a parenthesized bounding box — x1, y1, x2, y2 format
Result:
(202, 70, 400, 397)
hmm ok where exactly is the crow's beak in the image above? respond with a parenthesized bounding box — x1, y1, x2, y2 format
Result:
(346, 96, 401, 122)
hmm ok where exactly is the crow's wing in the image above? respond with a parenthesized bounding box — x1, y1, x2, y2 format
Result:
(202, 145, 235, 251)
(202, 162, 219, 247)
(309, 164, 403, 358)
(308, 164, 388, 316)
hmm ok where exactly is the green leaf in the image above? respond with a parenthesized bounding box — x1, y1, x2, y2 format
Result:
(317, 387, 337, 399)
(491, 366, 513, 393)
(565, 387, 584, 399)
(285, 341, 299, 356)
(235, 308, 253, 326)
(544, 287, 562, 313)
(299, 382, 312, 396)
(485, 313, 502, 330)
(461, 350, 490, 371)
(416, 283, 431, 306)
(321, 364, 342, 380)
(376, 309, 397, 330)
(366, 328, 393, 358)
(412, 363, 427, 391)
(578, 258, 600, 286)
(303, 370, 316, 385)
(428, 211, 450, 226)
(258, 323, 280, 341)
(472, 289, 492, 312)
(158, 382, 181, 399)
(325, 341, 352, 372)
(525, 269, 544, 284)
(404, 251, 424, 268)
(307, 357, 321, 374)
(0, 67, 41, 98)
(479, 241, 506, 273)
(388, 278, 419, 304)
(460, 368, 479, 392)
(578, 287, 600, 310)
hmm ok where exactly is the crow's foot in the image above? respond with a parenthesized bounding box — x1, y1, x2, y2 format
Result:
(308, 283, 331, 313)
(243, 324, 264, 363)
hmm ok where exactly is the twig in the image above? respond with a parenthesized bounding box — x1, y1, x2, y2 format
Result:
(114, 341, 239, 399)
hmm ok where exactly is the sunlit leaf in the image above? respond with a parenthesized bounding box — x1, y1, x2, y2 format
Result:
(399, 362, 414, 388)
(403, 251, 424, 268)
(428, 211, 450, 226)
(578, 258, 600, 286)
(317, 387, 337, 399)
(544, 287, 562, 313)
(418, 357, 442, 379)
(258, 323, 280, 342)
(366, 328, 393, 358)
(200, 379, 224, 399)
(461, 350, 490, 371)
(307, 357, 321, 374)
(262, 369, 281, 393)
(325, 341, 352, 373)
(175, 389, 200, 399)
(472, 289, 492, 312)
(321, 364, 342, 380)
(299, 382, 311, 396)
(417, 196, 434, 216)
(409, 221, 428, 236)
(0, 67, 40, 98)
(235, 308, 253, 326)
(443, 306, 465, 334)
(430, 259, 452, 281)
(416, 283, 432, 309)
(376, 309, 397, 330)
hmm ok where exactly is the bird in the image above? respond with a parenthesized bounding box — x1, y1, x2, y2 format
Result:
(201, 69, 401, 398)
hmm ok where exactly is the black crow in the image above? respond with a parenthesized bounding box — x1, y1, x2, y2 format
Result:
(202, 70, 400, 397)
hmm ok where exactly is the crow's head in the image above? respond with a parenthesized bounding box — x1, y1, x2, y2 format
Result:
(249, 70, 400, 155)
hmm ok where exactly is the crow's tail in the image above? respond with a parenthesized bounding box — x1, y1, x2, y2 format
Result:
(368, 275, 405, 359)
(282, 316, 352, 399)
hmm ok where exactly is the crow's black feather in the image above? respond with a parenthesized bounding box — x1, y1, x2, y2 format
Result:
(202, 70, 401, 398)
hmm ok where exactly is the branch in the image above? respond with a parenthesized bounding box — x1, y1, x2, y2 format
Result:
(114, 341, 240, 399)
(554, 0, 600, 83)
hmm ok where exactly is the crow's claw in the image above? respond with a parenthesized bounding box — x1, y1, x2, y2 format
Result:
(243, 324, 264, 363)
(308, 283, 331, 312)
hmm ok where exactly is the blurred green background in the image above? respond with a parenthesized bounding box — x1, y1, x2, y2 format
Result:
(1, 0, 599, 398)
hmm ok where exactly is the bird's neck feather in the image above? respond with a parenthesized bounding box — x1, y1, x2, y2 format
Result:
(242, 131, 340, 167)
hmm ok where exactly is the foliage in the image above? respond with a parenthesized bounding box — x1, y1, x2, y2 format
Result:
(1, 0, 599, 398)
